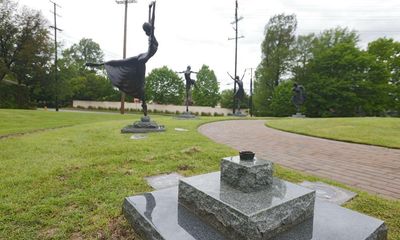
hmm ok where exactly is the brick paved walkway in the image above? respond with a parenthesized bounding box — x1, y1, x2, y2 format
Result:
(199, 120, 400, 199)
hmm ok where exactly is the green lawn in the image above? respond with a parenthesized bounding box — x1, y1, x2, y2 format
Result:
(0, 110, 399, 239)
(266, 117, 400, 149)
(0, 109, 135, 136)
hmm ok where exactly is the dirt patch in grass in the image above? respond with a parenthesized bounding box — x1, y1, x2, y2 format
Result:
(181, 146, 201, 154)
(107, 216, 138, 240)
(39, 228, 59, 239)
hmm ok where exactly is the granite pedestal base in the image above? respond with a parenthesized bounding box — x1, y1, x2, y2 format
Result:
(123, 155, 387, 240)
(178, 172, 315, 240)
(228, 111, 247, 117)
(121, 116, 165, 133)
(292, 113, 306, 118)
(176, 112, 197, 119)
(221, 156, 274, 193)
(123, 186, 387, 240)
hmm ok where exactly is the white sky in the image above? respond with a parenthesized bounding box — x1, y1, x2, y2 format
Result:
(17, 0, 400, 92)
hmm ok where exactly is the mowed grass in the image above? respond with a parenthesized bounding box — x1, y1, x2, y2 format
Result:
(0, 109, 137, 136)
(0, 110, 399, 239)
(266, 117, 400, 149)
(0, 110, 237, 239)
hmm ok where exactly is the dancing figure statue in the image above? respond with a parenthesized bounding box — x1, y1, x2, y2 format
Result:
(228, 72, 245, 114)
(177, 66, 198, 112)
(86, 2, 157, 117)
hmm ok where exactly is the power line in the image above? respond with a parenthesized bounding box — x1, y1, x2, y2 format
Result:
(228, 0, 245, 114)
(115, 0, 137, 114)
(50, 0, 62, 112)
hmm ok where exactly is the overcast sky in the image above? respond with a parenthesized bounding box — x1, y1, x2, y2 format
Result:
(17, 0, 400, 91)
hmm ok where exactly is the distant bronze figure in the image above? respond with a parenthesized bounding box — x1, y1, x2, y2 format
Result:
(86, 2, 157, 117)
(177, 66, 197, 113)
(228, 72, 245, 114)
(292, 83, 306, 113)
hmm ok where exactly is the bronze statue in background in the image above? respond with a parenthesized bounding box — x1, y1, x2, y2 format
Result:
(228, 72, 245, 115)
(292, 83, 306, 114)
(177, 66, 197, 113)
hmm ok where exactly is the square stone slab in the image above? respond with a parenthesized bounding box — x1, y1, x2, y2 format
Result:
(178, 172, 315, 240)
(221, 156, 273, 192)
(300, 181, 357, 205)
(145, 173, 184, 190)
(123, 187, 387, 240)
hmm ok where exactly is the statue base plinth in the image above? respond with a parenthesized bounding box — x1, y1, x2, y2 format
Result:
(176, 112, 198, 119)
(228, 111, 247, 117)
(121, 116, 165, 133)
(292, 113, 306, 118)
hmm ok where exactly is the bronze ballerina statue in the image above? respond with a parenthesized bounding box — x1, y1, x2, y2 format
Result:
(177, 66, 198, 113)
(87, 2, 164, 132)
(228, 70, 246, 115)
(86, 1, 157, 117)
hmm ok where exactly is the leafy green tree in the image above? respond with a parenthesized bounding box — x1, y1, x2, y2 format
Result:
(48, 38, 119, 104)
(292, 34, 315, 83)
(302, 42, 389, 117)
(268, 80, 296, 116)
(0, 1, 52, 84)
(62, 38, 104, 72)
(219, 89, 249, 109)
(312, 27, 359, 55)
(253, 14, 297, 115)
(0, 0, 52, 107)
(145, 66, 184, 105)
(192, 65, 220, 107)
(68, 73, 117, 101)
(368, 38, 400, 113)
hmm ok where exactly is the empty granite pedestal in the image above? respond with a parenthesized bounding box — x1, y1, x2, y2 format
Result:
(123, 156, 387, 240)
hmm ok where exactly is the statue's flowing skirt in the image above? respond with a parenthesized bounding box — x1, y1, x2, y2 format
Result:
(104, 56, 146, 99)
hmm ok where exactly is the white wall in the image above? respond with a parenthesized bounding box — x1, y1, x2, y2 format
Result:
(73, 100, 240, 116)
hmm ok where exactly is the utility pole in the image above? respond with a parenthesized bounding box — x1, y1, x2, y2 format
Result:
(116, 0, 137, 114)
(50, 1, 62, 112)
(228, 0, 244, 114)
(247, 68, 255, 117)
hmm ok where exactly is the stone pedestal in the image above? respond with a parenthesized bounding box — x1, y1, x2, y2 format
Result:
(292, 112, 306, 118)
(176, 111, 197, 119)
(122, 155, 387, 240)
(178, 172, 315, 240)
(221, 156, 273, 192)
(228, 111, 247, 117)
(121, 116, 165, 133)
(123, 187, 387, 240)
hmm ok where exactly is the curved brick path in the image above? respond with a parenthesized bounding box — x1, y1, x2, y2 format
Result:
(199, 120, 400, 199)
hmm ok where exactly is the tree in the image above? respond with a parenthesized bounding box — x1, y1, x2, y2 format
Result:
(0, 0, 52, 84)
(62, 38, 104, 72)
(253, 14, 297, 115)
(302, 42, 389, 117)
(312, 27, 359, 55)
(220, 89, 249, 109)
(45, 38, 120, 105)
(0, 0, 52, 107)
(192, 65, 220, 107)
(268, 80, 296, 116)
(292, 34, 315, 83)
(145, 66, 184, 105)
(292, 27, 390, 117)
(368, 38, 400, 113)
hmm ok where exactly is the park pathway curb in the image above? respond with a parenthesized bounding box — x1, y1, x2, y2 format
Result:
(198, 120, 400, 199)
